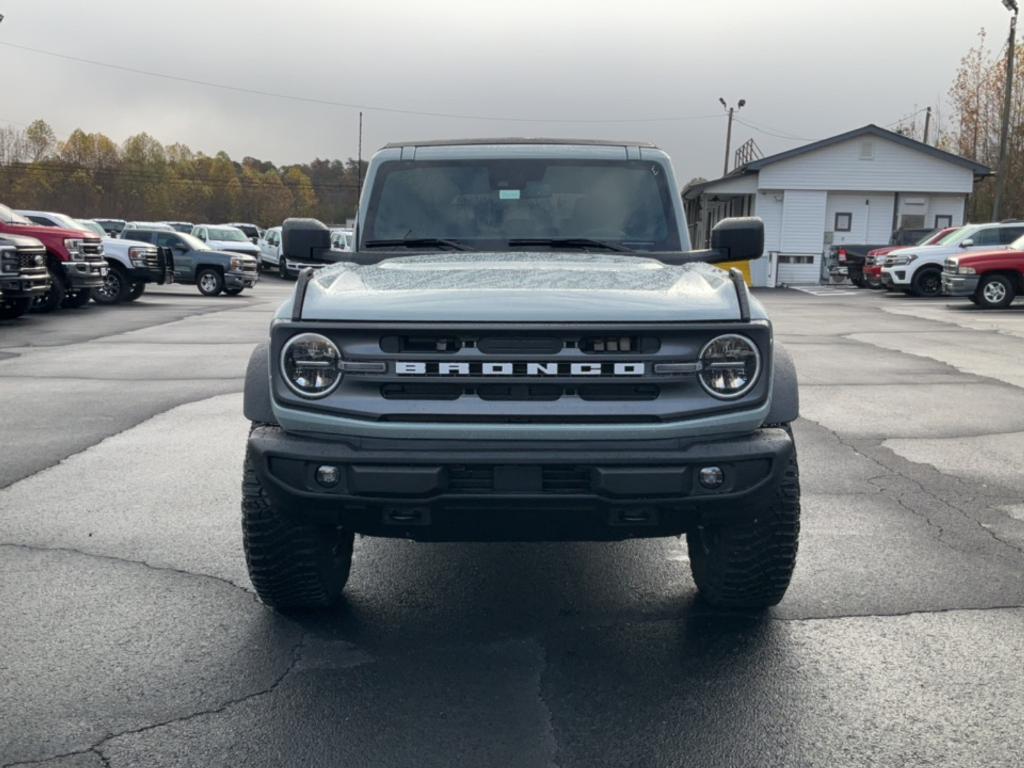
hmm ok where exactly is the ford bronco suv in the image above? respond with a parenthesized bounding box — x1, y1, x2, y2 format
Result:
(241, 139, 801, 610)
(0, 234, 50, 319)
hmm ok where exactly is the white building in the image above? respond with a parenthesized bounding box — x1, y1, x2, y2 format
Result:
(682, 124, 991, 286)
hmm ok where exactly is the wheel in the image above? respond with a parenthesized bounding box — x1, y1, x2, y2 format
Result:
(224, 286, 244, 296)
(31, 266, 66, 313)
(91, 265, 129, 305)
(0, 297, 33, 320)
(61, 289, 92, 309)
(196, 268, 224, 296)
(125, 282, 146, 302)
(686, 448, 800, 609)
(241, 450, 354, 609)
(975, 274, 1015, 309)
(850, 271, 865, 288)
(910, 268, 942, 298)
(278, 260, 293, 280)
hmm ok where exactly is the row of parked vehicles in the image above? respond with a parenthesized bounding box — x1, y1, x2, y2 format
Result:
(829, 220, 1024, 309)
(1, 206, 355, 320)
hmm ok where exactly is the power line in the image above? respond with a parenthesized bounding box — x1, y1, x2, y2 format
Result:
(732, 117, 813, 142)
(0, 40, 725, 125)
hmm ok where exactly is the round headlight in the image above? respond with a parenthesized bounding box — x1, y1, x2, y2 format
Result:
(280, 333, 342, 398)
(699, 334, 761, 399)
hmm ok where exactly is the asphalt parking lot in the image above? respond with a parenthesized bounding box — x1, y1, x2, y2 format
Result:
(3, 280, 1024, 767)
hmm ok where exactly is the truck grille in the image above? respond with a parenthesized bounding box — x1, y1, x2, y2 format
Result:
(19, 250, 45, 269)
(448, 465, 591, 494)
(273, 323, 772, 425)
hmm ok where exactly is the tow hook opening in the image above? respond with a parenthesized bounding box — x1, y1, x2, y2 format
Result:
(384, 506, 432, 526)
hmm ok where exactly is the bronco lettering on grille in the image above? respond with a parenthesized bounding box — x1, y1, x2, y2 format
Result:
(395, 362, 646, 376)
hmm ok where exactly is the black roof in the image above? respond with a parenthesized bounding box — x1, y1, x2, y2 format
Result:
(381, 137, 659, 149)
(683, 124, 991, 198)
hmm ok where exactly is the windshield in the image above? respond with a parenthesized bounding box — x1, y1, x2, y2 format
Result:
(0, 204, 33, 225)
(940, 226, 977, 246)
(207, 227, 248, 242)
(362, 159, 681, 251)
(76, 220, 107, 237)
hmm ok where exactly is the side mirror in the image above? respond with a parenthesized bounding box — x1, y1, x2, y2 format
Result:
(282, 217, 332, 260)
(707, 217, 764, 262)
(960, 239, 974, 248)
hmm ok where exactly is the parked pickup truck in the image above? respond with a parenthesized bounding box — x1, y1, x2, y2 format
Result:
(942, 240, 1024, 308)
(828, 227, 937, 287)
(0, 234, 50, 319)
(240, 138, 801, 612)
(882, 221, 1024, 296)
(0, 203, 106, 311)
(18, 212, 172, 305)
(122, 225, 259, 296)
(863, 227, 957, 288)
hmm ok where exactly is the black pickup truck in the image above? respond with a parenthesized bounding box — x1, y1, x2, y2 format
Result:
(828, 227, 934, 287)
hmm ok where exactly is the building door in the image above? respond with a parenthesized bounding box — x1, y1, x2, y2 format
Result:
(777, 190, 827, 285)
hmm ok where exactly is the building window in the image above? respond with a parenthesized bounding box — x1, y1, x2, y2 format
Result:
(935, 214, 953, 228)
(834, 212, 852, 232)
(778, 255, 816, 264)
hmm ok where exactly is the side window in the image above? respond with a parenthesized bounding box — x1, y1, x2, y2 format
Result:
(156, 233, 182, 249)
(123, 230, 152, 243)
(971, 228, 1001, 246)
(999, 227, 1024, 244)
(28, 215, 56, 226)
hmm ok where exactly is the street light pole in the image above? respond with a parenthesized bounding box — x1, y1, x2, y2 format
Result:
(720, 98, 745, 176)
(994, 0, 1018, 220)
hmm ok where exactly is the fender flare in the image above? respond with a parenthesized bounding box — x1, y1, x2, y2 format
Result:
(243, 342, 277, 425)
(765, 343, 799, 426)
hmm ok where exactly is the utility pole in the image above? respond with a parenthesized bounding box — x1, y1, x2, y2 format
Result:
(923, 106, 932, 144)
(356, 111, 363, 192)
(719, 97, 745, 176)
(994, 0, 1019, 220)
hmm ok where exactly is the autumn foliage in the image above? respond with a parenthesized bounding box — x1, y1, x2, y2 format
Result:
(0, 120, 364, 226)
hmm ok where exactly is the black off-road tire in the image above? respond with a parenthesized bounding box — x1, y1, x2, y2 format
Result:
(242, 452, 354, 609)
(126, 282, 146, 302)
(279, 260, 293, 280)
(0, 297, 33, 320)
(32, 266, 66, 313)
(686, 449, 800, 609)
(975, 274, 1016, 309)
(910, 267, 942, 298)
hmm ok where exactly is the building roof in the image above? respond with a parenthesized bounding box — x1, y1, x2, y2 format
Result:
(683, 124, 991, 199)
(381, 137, 660, 149)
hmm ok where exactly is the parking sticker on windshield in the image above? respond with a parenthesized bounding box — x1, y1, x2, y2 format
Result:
(499, 189, 521, 200)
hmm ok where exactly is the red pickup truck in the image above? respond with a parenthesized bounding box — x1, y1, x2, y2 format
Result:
(942, 245, 1024, 309)
(863, 227, 957, 289)
(0, 202, 107, 312)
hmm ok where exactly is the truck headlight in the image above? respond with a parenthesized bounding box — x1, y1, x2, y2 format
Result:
(64, 239, 85, 261)
(0, 247, 18, 274)
(891, 254, 917, 266)
(699, 334, 761, 399)
(128, 247, 150, 267)
(281, 333, 342, 398)
(230, 257, 241, 271)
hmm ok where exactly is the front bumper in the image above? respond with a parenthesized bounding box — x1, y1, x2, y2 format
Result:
(247, 425, 795, 541)
(942, 272, 980, 297)
(62, 259, 107, 290)
(225, 269, 259, 289)
(0, 266, 49, 298)
(881, 267, 909, 287)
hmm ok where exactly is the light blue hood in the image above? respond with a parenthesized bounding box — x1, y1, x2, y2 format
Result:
(288, 252, 760, 323)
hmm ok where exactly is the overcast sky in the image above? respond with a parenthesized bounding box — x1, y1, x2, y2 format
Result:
(0, 0, 1014, 182)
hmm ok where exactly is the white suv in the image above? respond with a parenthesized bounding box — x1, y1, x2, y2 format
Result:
(882, 222, 1024, 296)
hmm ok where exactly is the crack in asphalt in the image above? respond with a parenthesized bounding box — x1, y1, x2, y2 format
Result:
(804, 419, 1024, 558)
(0, 542, 256, 599)
(1, 635, 308, 768)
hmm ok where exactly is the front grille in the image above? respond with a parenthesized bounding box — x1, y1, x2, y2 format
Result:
(81, 240, 104, 258)
(141, 250, 161, 269)
(19, 250, 44, 269)
(273, 323, 772, 425)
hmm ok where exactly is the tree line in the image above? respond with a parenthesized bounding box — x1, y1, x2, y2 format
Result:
(891, 29, 1024, 220)
(0, 119, 365, 226)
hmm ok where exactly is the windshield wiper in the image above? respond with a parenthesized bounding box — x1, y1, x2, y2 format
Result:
(362, 237, 472, 251)
(507, 238, 630, 253)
